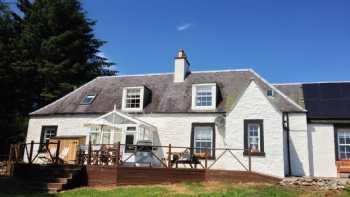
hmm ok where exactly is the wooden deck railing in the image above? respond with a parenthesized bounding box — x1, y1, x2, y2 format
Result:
(7, 141, 253, 172)
(9, 141, 62, 165)
(77, 142, 253, 171)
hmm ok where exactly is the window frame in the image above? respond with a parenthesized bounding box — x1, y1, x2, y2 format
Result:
(191, 123, 216, 159)
(122, 87, 145, 112)
(39, 125, 58, 151)
(267, 89, 274, 97)
(244, 119, 265, 156)
(191, 83, 217, 110)
(334, 125, 350, 161)
(89, 127, 123, 145)
(80, 94, 97, 105)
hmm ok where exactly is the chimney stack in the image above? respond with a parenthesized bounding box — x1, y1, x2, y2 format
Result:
(174, 48, 190, 83)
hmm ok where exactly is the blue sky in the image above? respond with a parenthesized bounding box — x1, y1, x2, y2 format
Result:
(83, 0, 350, 83)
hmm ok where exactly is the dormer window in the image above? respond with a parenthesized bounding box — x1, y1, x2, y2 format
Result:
(192, 83, 217, 110)
(122, 87, 145, 111)
(81, 94, 96, 105)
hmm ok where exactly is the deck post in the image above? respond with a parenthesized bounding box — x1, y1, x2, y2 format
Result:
(205, 155, 208, 169)
(88, 141, 92, 166)
(248, 148, 251, 172)
(29, 140, 34, 164)
(168, 144, 172, 168)
(116, 142, 120, 167)
(7, 144, 13, 176)
(55, 140, 61, 165)
(14, 144, 19, 162)
(8, 144, 13, 162)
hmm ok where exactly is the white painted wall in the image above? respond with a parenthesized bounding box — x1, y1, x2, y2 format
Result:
(26, 114, 99, 156)
(136, 113, 218, 147)
(308, 123, 337, 177)
(224, 80, 285, 178)
(27, 114, 99, 143)
(288, 113, 310, 176)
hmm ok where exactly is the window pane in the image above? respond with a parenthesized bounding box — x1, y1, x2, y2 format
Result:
(113, 128, 122, 143)
(42, 127, 57, 143)
(194, 127, 212, 140)
(346, 138, 350, 144)
(90, 133, 100, 144)
(81, 95, 96, 104)
(340, 153, 346, 159)
(194, 126, 213, 156)
(102, 133, 110, 144)
(340, 137, 345, 144)
(127, 127, 136, 131)
(340, 145, 346, 153)
(195, 85, 213, 107)
(248, 123, 260, 152)
(125, 88, 141, 109)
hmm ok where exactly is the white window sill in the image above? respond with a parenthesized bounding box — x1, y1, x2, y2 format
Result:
(191, 106, 216, 111)
(122, 108, 143, 112)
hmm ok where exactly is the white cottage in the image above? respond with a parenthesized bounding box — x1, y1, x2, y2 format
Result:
(26, 49, 350, 178)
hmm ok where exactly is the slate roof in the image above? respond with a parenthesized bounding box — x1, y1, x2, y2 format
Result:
(275, 82, 350, 120)
(30, 69, 305, 116)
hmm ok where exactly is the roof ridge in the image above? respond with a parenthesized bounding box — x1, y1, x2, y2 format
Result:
(97, 68, 252, 78)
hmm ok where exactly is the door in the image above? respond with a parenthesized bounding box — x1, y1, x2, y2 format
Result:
(49, 136, 86, 164)
(122, 126, 137, 162)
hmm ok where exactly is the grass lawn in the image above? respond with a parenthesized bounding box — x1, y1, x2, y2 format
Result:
(0, 182, 350, 197)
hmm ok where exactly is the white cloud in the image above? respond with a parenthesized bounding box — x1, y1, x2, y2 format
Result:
(177, 23, 192, 31)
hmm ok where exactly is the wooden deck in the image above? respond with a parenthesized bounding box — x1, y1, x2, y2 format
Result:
(85, 166, 281, 186)
(7, 141, 281, 191)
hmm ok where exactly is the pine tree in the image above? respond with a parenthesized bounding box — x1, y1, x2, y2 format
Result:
(16, 0, 115, 108)
(0, 0, 116, 151)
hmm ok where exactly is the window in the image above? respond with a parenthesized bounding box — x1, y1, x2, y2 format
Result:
(191, 123, 215, 158)
(267, 89, 274, 97)
(126, 89, 141, 108)
(196, 86, 212, 106)
(40, 126, 57, 150)
(81, 94, 96, 105)
(122, 87, 144, 111)
(89, 128, 122, 145)
(90, 133, 100, 144)
(192, 84, 217, 110)
(337, 129, 350, 160)
(244, 120, 265, 156)
(102, 132, 111, 144)
(248, 123, 260, 151)
(40, 126, 57, 144)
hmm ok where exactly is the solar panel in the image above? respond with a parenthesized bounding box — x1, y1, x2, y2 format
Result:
(302, 83, 350, 119)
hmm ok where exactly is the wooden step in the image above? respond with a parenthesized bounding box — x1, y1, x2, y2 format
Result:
(31, 177, 70, 184)
(12, 164, 84, 193)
